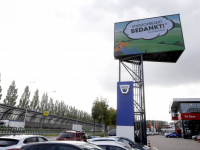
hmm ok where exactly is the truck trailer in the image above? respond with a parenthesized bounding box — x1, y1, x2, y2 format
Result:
(0, 120, 24, 128)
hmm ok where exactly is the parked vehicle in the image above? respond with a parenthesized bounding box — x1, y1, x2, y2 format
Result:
(0, 134, 48, 150)
(107, 129, 116, 136)
(21, 141, 101, 150)
(149, 132, 154, 136)
(0, 120, 24, 128)
(88, 136, 151, 150)
(106, 129, 141, 144)
(154, 132, 159, 135)
(89, 141, 134, 150)
(197, 136, 200, 142)
(165, 132, 179, 138)
(192, 134, 200, 141)
(72, 124, 82, 131)
(164, 132, 170, 136)
(56, 130, 90, 142)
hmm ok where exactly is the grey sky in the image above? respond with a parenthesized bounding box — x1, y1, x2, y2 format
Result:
(0, 0, 199, 122)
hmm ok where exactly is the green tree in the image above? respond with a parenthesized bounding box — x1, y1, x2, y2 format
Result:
(91, 97, 101, 133)
(30, 89, 40, 111)
(18, 86, 30, 108)
(48, 98, 54, 115)
(68, 106, 75, 118)
(3, 81, 18, 106)
(108, 107, 116, 126)
(40, 93, 48, 111)
(54, 100, 59, 115)
(100, 97, 110, 132)
(84, 112, 92, 122)
(58, 101, 66, 116)
(79, 110, 84, 120)
(0, 85, 2, 101)
(73, 107, 78, 119)
(65, 105, 69, 117)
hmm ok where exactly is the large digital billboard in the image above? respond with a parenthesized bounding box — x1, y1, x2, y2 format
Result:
(114, 14, 185, 62)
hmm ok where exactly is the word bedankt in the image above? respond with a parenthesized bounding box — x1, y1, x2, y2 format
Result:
(131, 24, 166, 33)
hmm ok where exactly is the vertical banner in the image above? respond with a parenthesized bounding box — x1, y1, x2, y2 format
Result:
(117, 81, 134, 140)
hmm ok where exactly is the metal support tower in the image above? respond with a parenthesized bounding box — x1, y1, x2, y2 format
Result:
(119, 54, 147, 145)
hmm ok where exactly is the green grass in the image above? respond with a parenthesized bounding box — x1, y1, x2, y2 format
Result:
(127, 43, 184, 53)
(114, 28, 185, 53)
(115, 33, 184, 45)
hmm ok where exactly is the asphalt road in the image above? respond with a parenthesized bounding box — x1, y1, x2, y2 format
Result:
(147, 135, 200, 150)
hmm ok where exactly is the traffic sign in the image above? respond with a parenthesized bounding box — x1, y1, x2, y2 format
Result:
(44, 111, 49, 116)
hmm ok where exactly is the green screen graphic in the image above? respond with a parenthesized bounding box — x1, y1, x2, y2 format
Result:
(114, 14, 185, 58)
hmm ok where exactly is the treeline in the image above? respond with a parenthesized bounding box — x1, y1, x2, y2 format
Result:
(91, 97, 116, 132)
(0, 81, 92, 122)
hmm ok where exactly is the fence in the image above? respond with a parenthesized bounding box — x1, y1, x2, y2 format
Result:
(0, 126, 107, 137)
(0, 126, 64, 136)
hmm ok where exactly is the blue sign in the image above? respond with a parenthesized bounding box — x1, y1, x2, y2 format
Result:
(117, 81, 134, 126)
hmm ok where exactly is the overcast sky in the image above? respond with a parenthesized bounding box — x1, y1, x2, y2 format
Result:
(0, 0, 200, 123)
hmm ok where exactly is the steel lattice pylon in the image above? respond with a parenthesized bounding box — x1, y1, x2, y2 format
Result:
(119, 54, 147, 145)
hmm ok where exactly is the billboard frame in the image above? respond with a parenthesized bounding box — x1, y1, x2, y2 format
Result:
(114, 14, 185, 63)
